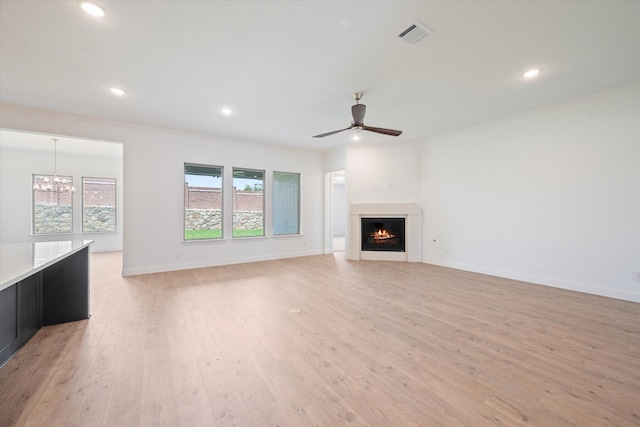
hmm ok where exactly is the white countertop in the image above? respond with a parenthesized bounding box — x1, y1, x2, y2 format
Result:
(0, 240, 93, 291)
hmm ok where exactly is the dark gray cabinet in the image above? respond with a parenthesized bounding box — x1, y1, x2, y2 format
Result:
(0, 274, 41, 368)
(0, 285, 18, 356)
(0, 246, 89, 368)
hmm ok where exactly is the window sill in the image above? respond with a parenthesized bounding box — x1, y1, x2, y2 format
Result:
(182, 238, 226, 244)
(231, 235, 268, 241)
(81, 231, 118, 235)
(181, 234, 303, 243)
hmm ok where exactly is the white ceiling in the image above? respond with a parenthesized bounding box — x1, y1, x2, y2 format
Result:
(1, 1, 639, 152)
(0, 129, 123, 158)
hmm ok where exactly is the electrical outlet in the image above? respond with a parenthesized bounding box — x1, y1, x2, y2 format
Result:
(633, 271, 640, 281)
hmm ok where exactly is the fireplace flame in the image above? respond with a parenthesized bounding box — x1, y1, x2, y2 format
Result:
(372, 228, 395, 240)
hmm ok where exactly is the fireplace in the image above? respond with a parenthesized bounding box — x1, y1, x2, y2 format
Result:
(361, 218, 405, 252)
(348, 203, 420, 262)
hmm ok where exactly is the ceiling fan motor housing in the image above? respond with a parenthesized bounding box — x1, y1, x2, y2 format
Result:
(352, 103, 366, 125)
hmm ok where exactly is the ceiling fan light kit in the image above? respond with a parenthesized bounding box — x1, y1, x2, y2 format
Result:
(313, 93, 402, 139)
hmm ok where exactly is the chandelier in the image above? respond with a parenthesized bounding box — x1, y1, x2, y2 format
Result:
(33, 138, 76, 193)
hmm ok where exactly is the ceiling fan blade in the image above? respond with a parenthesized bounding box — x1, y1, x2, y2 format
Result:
(313, 126, 352, 138)
(362, 125, 402, 136)
(351, 104, 366, 125)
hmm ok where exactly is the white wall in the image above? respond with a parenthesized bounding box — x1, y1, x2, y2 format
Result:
(0, 142, 123, 252)
(346, 144, 421, 204)
(323, 147, 346, 173)
(0, 104, 325, 276)
(421, 85, 640, 302)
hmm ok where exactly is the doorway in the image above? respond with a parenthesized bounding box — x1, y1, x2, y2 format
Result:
(331, 170, 346, 252)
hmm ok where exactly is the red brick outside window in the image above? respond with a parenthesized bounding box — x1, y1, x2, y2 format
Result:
(82, 177, 116, 233)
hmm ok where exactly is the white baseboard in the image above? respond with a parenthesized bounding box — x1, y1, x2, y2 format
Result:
(89, 246, 122, 253)
(422, 257, 640, 303)
(122, 249, 323, 276)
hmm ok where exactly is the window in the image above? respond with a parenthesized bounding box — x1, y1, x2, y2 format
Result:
(233, 168, 264, 237)
(273, 171, 300, 235)
(82, 177, 117, 232)
(32, 174, 73, 234)
(184, 163, 223, 240)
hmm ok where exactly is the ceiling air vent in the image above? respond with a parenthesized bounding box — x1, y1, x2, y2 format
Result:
(398, 21, 433, 44)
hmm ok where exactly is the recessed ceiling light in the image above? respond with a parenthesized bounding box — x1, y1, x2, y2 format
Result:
(80, 2, 105, 18)
(221, 107, 233, 116)
(523, 68, 541, 79)
(109, 87, 125, 96)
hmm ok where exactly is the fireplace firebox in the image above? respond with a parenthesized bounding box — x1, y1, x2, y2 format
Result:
(361, 218, 405, 252)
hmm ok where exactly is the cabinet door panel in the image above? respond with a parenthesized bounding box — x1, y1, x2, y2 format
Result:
(43, 247, 89, 325)
(0, 285, 18, 355)
(18, 274, 41, 335)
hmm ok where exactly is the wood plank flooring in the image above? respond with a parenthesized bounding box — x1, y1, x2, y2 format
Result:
(1, 251, 639, 426)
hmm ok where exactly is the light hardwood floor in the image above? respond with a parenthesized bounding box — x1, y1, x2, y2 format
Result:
(1, 252, 639, 426)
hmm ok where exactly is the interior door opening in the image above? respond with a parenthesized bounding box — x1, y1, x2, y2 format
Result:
(331, 170, 346, 252)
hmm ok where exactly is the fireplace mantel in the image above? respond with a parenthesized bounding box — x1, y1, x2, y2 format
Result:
(347, 203, 421, 262)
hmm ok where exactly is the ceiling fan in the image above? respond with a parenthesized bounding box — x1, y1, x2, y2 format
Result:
(313, 92, 402, 138)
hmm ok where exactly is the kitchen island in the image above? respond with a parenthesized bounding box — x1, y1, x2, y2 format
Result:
(0, 240, 92, 367)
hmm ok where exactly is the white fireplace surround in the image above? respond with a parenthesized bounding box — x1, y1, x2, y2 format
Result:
(347, 203, 421, 262)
